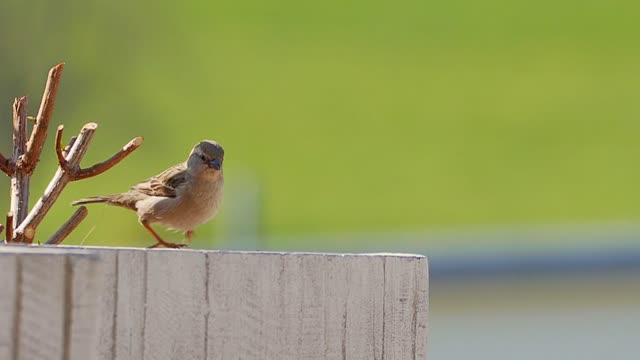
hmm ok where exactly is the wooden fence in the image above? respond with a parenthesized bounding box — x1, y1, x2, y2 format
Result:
(0, 246, 428, 360)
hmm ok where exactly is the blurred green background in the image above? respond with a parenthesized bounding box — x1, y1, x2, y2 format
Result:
(2, 2, 640, 359)
(1, 0, 639, 248)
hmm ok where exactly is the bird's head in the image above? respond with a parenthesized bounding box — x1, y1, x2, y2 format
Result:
(187, 140, 225, 177)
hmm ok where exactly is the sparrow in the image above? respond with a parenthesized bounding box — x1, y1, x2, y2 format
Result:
(73, 140, 224, 248)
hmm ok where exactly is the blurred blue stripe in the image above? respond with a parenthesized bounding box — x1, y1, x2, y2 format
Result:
(429, 246, 640, 280)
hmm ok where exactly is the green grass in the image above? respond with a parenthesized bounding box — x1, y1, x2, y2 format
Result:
(0, 0, 639, 248)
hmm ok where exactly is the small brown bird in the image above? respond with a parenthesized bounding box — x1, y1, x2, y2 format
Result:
(73, 140, 224, 248)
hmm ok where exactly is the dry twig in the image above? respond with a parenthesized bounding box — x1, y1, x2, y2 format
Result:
(20, 63, 64, 174)
(46, 206, 88, 245)
(5, 212, 14, 243)
(14, 123, 97, 242)
(74, 136, 143, 180)
(0, 153, 12, 176)
(14, 123, 142, 243)
(62, 136, 77, 158)
(10, 97, 30, 234)
(55, 125, 67, 169)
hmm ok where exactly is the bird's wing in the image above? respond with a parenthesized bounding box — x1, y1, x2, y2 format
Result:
(131, 163, 188, 198)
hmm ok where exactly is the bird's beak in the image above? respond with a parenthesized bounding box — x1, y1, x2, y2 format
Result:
(209, 158, 222, 170)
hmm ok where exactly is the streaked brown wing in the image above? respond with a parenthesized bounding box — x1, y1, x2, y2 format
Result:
(131, 163, 188, 198)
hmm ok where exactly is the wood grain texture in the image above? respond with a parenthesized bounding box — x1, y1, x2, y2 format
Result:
(114, 249, 146, 360)
(143, 249, 207, 360)
(0, 248, 101, 360)
(204, 252, 421, 360)
(95, 250, 118, 360)
(207, 252, 261, 360)
(382, 255, 429, 360)
(18, 252, 66, 360)
(413, 257, 429, 360)
(0, 254, 18, 359)
(68, 254, 101, 360)
(6, 247, 427, 360)
(344, 255, 385, 360)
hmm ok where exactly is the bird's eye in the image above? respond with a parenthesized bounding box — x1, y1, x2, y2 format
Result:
(199, 154, 206, 161)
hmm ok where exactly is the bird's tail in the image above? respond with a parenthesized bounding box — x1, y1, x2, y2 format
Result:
(71, 196, 113, 206)
(72, 193, 139, 211)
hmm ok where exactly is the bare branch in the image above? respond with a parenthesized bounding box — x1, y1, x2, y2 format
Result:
(0, 152, 12, 176)
(55, 125, 68, 169)
(10, 96, 30, 240)
(14, 123, 97, 243)
(5, 212, 13, 243)
(46, 206, 88, 245)
(4, 63, 141, 245)
(21, 63, 64, 174)
(62, 136, 77, 158)
(74, 136, 143, 180)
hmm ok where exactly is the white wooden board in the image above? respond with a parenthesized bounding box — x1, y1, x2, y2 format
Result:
(86, 248, 428, 360)
(0, 247, 100, 360)
(0, 247, 428, 360)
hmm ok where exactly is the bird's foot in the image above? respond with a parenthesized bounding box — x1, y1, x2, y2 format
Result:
(184, 230, 195, 245)
(141, 221, 187, 249)
(147, 240, 187, 249)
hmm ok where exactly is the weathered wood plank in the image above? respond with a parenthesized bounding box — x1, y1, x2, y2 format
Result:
(95, 250, 118, 360)
(208, 253, 341, 360)
(0, 247, 99, 360)
(207, 252, 262, 359)
(57, 249, 428, 360)
(144, 249, 207, 360)
(68, 254, 101, 360)
(344, 255, 385, 360)
(208, 252, 266, 359)
(297, 254, 327, 359)
(1, 247, 428, 360)
(114, 249, 146, 360)
(320, 255, 349, 360)
(383, 255, 429, 360)
(18, 252, 67, 360)
(414, 257, 429, 360)
(205, 252, 418, 360)
(0, 253, 18, 360)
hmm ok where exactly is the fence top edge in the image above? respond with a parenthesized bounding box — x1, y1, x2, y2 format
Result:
(50, 245, 427, 259)
(0, 244, 97, 257)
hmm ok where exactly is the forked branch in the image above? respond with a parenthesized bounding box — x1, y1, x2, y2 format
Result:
(4, 63, 142, 244)
(20, 63, 64, 174)
(13, 123, 95, 242)
(14, 123, 143, 243)
(62, 136, 77, 158)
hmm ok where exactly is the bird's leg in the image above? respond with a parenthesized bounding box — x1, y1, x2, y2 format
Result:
(142, 221, 186, 249)
(184, 230, 195, 245)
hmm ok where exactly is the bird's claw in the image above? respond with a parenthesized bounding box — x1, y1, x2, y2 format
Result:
(148, 241, 187, 249)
